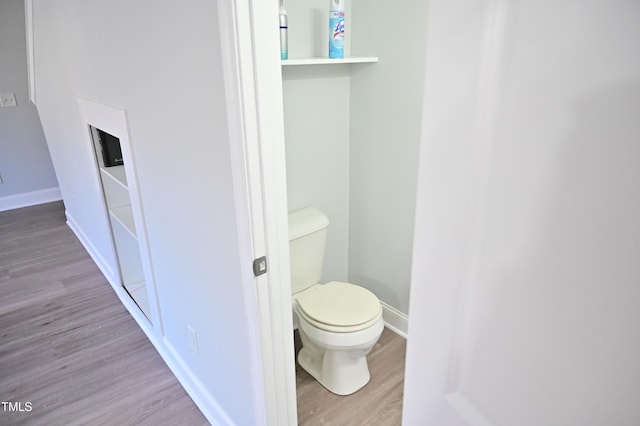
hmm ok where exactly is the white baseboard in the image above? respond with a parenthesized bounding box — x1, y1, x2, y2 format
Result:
(381, 301, 408, 339)
(159, 339, 234, 426)
(0, 187, 62, 212)
(66, 210, 231, 425)
(65, 211, 117, 283)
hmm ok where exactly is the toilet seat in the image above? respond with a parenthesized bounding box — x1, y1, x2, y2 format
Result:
(295, 281, 382, 333)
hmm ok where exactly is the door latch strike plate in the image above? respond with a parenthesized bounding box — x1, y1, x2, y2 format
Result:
(253, 256, 267, 277)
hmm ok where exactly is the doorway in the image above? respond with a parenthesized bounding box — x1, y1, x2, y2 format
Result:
(219, 0, 427, 423)
(248, 0, 428, 424)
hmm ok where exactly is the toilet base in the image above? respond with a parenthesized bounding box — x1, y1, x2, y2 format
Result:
(296, 317, 383, 395)
(298, 346, 371, 395)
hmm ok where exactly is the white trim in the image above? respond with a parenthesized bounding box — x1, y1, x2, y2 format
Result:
(65, 211, 117, 284)
(84, 237, 152, 334)
(446, 392, 496, 426)
(217, 0, 269, 423)
(0, 187, 61, 212)
(76, 97, 164, 336)
(158, 339, 235, 426)
(251, 0, 300, 420)
(380, 301, 408, 339)
(25, 0, 36, 105)
(281, 57, 378, 66)
(68, 210, 233, 425)
(67, 212, 156, 343)
(219, 0, 298, 424)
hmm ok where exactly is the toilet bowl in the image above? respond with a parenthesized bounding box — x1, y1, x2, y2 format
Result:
(289, 207, 384, 395)
(294, 281, 384, 395)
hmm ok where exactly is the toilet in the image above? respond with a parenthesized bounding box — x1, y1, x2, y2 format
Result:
(289, 207, 384, 395)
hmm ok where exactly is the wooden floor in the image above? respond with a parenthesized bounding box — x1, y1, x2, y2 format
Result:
(295, 327, 406, 425)
(0, 202, 206, 425)
(0, 201, 406, 425)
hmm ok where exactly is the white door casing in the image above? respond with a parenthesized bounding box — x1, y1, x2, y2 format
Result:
(217, 0, 297, 424)
(25, 0, 36, 104)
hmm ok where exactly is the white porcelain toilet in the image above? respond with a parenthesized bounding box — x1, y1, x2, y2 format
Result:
(289, 207, 384, 395)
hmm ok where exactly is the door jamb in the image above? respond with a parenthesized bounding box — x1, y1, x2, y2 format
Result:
(217, 0, 297, 424)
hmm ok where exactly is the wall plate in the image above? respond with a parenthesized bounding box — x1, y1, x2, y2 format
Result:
(0, 93, 17, 107)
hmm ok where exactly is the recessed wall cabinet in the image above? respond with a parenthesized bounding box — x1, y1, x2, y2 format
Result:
(77, 97, 158, 326)
(90, 126, 152, 320)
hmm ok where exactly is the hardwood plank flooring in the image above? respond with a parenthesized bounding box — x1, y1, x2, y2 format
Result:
(0, 202, 206, 425)
(0, 201, 407, 425)
(295, 327, 406, 425)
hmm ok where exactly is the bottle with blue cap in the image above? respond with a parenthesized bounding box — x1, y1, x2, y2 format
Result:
(279, 0, 288, 60)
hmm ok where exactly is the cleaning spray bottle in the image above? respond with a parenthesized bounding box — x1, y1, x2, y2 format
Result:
(328, 0, 345, 58)
(279, 0, 288, 60)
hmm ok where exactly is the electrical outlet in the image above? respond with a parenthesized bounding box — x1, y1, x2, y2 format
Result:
(187, 325, 199, 355)
(0, 93, 17, 107)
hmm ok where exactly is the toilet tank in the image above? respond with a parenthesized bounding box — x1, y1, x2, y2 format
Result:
(288, 207, 330, 294)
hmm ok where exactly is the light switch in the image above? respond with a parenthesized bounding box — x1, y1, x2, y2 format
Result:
(0, 93, 17, 107)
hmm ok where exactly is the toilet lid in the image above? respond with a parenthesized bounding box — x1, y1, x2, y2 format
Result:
(295, 281, 382, 331)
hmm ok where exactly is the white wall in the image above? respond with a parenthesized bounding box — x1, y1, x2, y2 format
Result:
(404, 0, 640, 424)
(282, 0, 352, 283)
(0, 0, 58, 210)
(348, 0, 428, 313)
(282, 0, 428, 317)
(33, 1, 259, 423)
(284, 0, 352, 59)
(283, 66, 351, 282)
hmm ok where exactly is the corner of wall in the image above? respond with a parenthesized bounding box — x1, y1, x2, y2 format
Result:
(381, 301, 408, 338)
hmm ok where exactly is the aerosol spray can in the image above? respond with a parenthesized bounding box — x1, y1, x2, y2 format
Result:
(328, 0, 345, 58)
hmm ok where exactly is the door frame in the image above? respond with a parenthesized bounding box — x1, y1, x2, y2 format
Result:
(217, 0, 297, 424)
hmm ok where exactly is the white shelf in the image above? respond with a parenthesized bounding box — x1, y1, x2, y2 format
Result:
(124, 279, 145, 291)
(87, 110, 152, 323)
(281, 57, 378, 66)
(124, 281, 150, 319)
(100, 165, 128, 188)
(109, 205, 136, 237)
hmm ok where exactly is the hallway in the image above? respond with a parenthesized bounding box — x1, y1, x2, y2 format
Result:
(0, 202, 206, 425)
